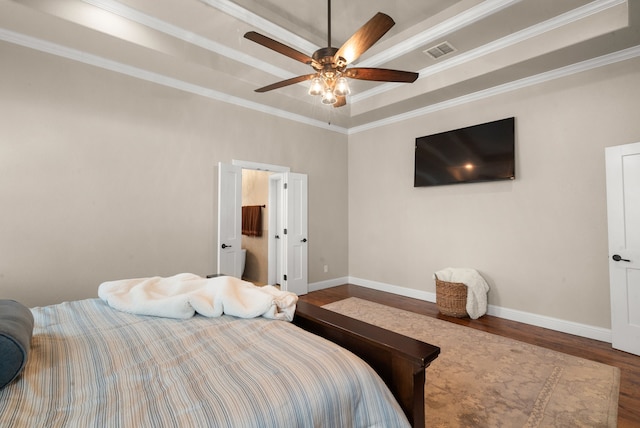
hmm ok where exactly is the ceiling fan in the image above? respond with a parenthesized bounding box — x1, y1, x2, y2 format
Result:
(244, 0, 419, 107)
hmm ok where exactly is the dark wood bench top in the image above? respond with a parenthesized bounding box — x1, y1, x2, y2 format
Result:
(294, 300, 440, 428)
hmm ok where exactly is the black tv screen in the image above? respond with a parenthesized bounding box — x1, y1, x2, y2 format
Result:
(414, 117, 515, 187)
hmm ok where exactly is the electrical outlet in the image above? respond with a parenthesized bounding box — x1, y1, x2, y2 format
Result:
(323, 265, 329, 273)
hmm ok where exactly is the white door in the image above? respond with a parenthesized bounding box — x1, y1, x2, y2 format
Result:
(606, 142, 640, 356)
(268, 174, 284, 285)
(217, 162, 242, 277)
(283, 172, 308, 295)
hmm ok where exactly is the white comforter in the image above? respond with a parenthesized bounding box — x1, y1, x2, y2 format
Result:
(98, 273, 297, 321)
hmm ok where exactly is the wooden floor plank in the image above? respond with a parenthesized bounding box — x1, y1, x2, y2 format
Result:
(298, 284, 640, 426)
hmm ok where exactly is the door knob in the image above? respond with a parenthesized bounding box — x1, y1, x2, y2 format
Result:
(301, 238, 307, 243)
(221, 243, 232, 249)
(612, 254, 630, 262)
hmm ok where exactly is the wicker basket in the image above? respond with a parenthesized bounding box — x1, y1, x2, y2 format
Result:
(435, 275, 469, 318)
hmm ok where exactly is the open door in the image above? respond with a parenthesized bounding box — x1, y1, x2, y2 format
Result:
(268, 174, 284, 285)
(606, 142, 640, 356)
(217, 162, 242, 277)
(218, 162, 307, 294)
(283, 172, 308, 295)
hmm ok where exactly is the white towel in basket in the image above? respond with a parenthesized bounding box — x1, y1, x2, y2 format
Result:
(434, 268, 489, 319)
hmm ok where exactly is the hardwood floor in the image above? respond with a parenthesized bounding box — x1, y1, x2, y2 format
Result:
(298, 284, 640, 427)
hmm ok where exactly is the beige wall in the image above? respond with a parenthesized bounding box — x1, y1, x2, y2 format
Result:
(0, 42, 348, 307)
(3, 37, 639, 332)
(348, 56, 640, 329)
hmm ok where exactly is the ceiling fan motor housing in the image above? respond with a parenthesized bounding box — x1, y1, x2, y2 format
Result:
(312, 47, 346, 76)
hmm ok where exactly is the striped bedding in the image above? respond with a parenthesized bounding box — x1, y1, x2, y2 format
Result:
(0, 298, 409, 427)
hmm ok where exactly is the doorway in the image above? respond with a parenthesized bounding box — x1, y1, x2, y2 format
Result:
(241, 169, 272, 285)
(217, 161, 309, 295)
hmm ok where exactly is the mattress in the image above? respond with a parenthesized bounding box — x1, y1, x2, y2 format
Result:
(0, 298, 409, 427)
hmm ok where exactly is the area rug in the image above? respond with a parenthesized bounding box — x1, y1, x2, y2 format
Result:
(322, 298, 620, 428)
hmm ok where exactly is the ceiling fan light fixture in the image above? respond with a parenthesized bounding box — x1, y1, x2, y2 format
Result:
(308, 77, 324, 96)
(245, 1, 418, 108)
(321, 87, 337, 105)
(333, 77, 350, 96)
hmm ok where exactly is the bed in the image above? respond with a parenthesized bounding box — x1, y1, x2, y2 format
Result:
(0, 277, 440, 427)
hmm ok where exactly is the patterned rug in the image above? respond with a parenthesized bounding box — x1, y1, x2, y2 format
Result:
(323, 298, 620, 428)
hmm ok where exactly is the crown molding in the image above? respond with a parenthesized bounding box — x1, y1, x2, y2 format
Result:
(198, 0, 319, 54)
(348, 44, 640, 134)
(351, 0, 627, 103)
(357, 0, 522, 68)
(83, 0, 295, 80)
(78, 0, 629, 118)
(0, 0, 634, 135)
(0, 28, 348, 135)
(84, 0, 516, 92)
(2, 25, 637, 135)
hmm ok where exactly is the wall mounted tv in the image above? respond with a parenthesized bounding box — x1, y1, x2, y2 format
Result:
(414, 117, 515, 187)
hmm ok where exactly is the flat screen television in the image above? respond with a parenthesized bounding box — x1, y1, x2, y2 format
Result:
(414, 117, 515, 187)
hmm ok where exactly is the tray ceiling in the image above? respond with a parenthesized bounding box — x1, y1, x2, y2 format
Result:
(1, 0, 637, 132)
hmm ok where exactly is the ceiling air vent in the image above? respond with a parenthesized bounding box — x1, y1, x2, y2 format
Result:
(423, 41, 456, 59)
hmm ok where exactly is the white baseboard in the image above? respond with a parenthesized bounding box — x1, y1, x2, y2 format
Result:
(347, 276, 437, 302)
(308, 276, 350, 292)
(346, 276, 612, 344)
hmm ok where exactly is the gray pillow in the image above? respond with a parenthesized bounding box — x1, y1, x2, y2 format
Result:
(0, 300, 34, 389)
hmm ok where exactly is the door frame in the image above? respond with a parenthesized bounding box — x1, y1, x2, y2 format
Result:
(232, 160, 290, 174)
(232, 160, 289, 285)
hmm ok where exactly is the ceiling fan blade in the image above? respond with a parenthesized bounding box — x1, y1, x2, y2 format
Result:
(334, 12, 395, 66)
(254, 74, 316, 93)
(333, 96, 347, 108)
(344, 68, 419, 83)
(244, 31, 315, 65)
